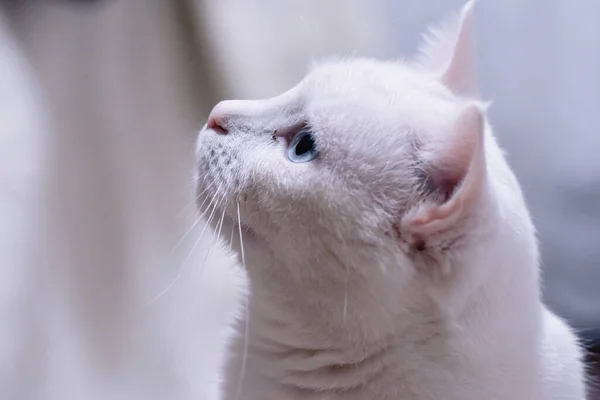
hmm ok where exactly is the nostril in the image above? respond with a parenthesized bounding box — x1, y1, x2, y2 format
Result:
(207, 115, 227, 134)
(207, 106, 228, 134)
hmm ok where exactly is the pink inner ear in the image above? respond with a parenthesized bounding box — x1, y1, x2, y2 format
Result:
(429, 169, 465, 204)
(404, 104, 486, 237)
(411, 193, 463, 229)
(427, 120, 479, 205)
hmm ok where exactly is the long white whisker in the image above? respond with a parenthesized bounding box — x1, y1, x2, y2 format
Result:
(235, 201, 249, 400)
(194, 183, 217, 214)
(172, 184, 220, 251)
(229, 219, 236, 249)
(236, 202, 246, 268)
(216, 210, 226, 238)
(179, 192, 221, 267)
(145, 191, 222, 306)
(198, 208, 227, 275)
(173, 213, 202, 251)
(174, 178, 216, 219)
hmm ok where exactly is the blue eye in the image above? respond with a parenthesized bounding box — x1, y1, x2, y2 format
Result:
(287, 128, 319, 163)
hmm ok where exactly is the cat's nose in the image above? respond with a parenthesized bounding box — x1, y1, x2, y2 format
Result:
(207, 102, 228, 134)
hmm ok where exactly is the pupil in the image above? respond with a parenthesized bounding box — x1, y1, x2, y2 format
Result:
(295, 134, 314, 156)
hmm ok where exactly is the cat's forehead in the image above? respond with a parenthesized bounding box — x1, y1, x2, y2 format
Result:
(297, 59, 461, 135)
(302, 59, 450, 103)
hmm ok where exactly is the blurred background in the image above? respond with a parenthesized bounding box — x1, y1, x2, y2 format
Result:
(0, 0, 597, 399)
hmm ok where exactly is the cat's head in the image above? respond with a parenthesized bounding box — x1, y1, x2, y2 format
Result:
(195, 1, 532, 287)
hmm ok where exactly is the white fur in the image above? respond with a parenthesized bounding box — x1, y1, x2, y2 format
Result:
(195, 2, 587, 399)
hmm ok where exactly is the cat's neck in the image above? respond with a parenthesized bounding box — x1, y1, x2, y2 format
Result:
(233, 256, 537, 399)
(228, 232, 542, 400)
(240, 259, 428, 396)
(244, 247, 418, 347)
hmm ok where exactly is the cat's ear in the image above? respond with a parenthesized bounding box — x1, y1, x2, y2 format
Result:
(402, 104, 486, 241)
(415, 0, 478, 97)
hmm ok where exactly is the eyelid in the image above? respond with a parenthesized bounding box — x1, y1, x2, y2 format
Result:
(273, 122, 309, 144)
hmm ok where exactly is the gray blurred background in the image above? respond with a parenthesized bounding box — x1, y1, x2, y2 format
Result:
(0, 0, 597, 399)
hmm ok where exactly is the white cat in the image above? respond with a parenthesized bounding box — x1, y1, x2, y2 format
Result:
(195, 1, 587, 399)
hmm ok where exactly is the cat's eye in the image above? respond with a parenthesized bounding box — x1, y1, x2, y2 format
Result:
(287, 127, 319, 163)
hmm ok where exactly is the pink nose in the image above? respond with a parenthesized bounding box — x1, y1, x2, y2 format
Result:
(206, 103, 228, 134)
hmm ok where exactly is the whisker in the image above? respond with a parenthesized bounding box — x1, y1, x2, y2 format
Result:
(216, 209, 226, 238)
(195, 184, 216, 214)
(235, 201, 249, 400)
(236, 202, 247, 268)
(179, 193, 221, 267)
(145, 191, 222, 306)
(173, 213, 202, 251)
(172, 186, 220, 251)
(174, 178, 216, 219)
(198, 208, 227, 276)
(229, 219, 236, 249)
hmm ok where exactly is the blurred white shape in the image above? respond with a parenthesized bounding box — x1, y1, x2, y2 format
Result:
(0, 0, 388, 399)
(193, 0, 388, 98)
